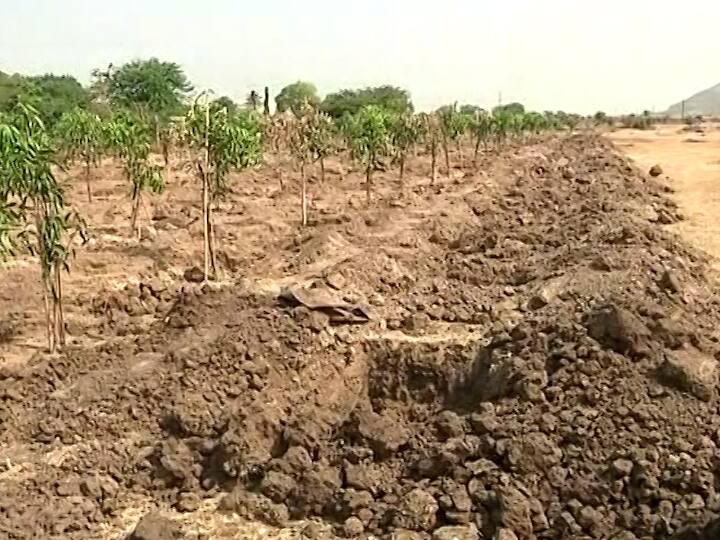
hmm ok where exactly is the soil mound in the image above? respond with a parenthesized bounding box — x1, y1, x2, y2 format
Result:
(2, 134, 720, 539)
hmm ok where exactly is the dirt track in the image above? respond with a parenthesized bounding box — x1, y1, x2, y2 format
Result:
(3, 133, 720, 539)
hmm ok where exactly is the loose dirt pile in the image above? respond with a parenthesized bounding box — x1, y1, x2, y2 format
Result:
(2, 134, 720, 539)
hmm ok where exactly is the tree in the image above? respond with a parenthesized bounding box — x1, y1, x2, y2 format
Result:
(0, 73, 89, 128)
(390, 113, 422, 184)
(346, 105, 393, 205)
(246, 90, 261, 112)
(105, 111, 164, 237)
(102, 58, 192, 116)
(420, 113, 441, 184)
(184, 97, 262, 280)
(437, 104, 471, 173)
(1, 103, 85, 352)
(322, 86, 413, 118)
(54, 108, 106, 202)
(275, 81, 320, 115)
(493, 102, 525, 116)
(212, 96, 237, 115)
(287, 106, 336, 226)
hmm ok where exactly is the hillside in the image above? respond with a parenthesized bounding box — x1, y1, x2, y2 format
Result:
(667, 82, 720, 117)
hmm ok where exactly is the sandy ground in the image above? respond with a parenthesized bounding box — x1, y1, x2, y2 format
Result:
(609, 123, 720, 272)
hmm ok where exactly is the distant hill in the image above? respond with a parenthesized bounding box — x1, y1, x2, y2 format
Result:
(666, 82, 720, 117)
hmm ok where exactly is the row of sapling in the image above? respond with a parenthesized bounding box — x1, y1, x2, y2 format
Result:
(184, 94, 262, 281)
(0, 104, 85, 353)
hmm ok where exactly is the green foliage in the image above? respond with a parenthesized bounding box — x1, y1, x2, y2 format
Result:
(212, 96, 238, 115)
(0, 102, 84, 351)
(390, 113, 422, 154)
(105, 111, 164, 233)
(275, 81, 320, 115)
(345, 105, 393, 168)
(437, 104, 472, 141)
(493, 102, 525, 116)
(185, 104, 263, 197)
(0, 73, 89, 128)
(459, 104, 486, 117)
(322, 86, 413, 118)
(54, 108, 105, 165)
(102, 58, 192, 117)
(54, 107, 106, 201)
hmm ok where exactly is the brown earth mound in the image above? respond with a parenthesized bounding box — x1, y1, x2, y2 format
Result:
(2, 134, 720, 539)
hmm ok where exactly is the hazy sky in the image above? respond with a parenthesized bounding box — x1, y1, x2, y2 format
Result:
(2, 0, 719, 114)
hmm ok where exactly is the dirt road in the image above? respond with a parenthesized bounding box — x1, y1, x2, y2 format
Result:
(609, 123, 720, 271)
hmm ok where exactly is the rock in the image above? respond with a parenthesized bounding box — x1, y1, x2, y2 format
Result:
(176, 491, 200, 512)
(497, 486, 532, 538)
(344, 462, 384, 494)
(586, 305, 651, 357)
(343, 516, 364, 537)
(394, 488, 439, 531)
(436, 410, 466, 439)
(611, 458, 634, 477)
(219, 489, 290, 527)
(432, 525, 479, 540)
(659, 348, 718, 401)
(649, 164, 663, 177)
(659, 270, 682, 294)
(493, 529, 519, 540)
(355, 410, 410, 458)
(128, 513, 182, 540)
(392, 531, 425, 540)
(183, 266, 205, 283)
(260, 471, 296, 503)
(404, 312, 431, 333)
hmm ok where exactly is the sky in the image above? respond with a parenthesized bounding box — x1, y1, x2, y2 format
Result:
(2, 0, 719, 114)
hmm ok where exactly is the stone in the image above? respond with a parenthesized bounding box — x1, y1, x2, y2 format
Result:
(649, 164, 663, 177)
(585, 305, 650, 357)
(497, 486, 532, 537)
(128, 513, 182, 540)
(436, 410, 466, 439)
(183, 266, 205, 283)
(176, 491, 200, 512)
(493, 529, 518, 540)
(343, 516, 364, 537)
(659, 348, 718, 401)
(432, 524, 480, 540)
(658, 270, 682, 294)
(393, 488, 439, 531)
(611, 458, 634, 477)
(260, 471, 296, 503)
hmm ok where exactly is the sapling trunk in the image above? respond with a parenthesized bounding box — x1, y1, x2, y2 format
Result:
(456, 139, 464, 169)
(473, 134, 481, 167)
(430, 138, 437, 185)
(84, 159, 92, 203)
(365, 166, 372, 206)
(399, 152, 406, 185)
(54, 265, 65, 347)
(207, 201, 217, 277)
(202, 101, 211, 282)
(442, 130, 450, 177)
(301, 162, 308, 226)
(130, 187, 141, 238)
(319, 156, 326, 183)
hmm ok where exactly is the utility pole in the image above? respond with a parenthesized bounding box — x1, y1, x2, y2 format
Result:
(681, 100, 686, 121)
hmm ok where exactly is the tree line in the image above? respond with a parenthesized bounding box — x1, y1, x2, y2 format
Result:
(1, 57, 588, 354)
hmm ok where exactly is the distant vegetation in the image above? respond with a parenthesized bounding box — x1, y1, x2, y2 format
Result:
(1, 58, 593, 353)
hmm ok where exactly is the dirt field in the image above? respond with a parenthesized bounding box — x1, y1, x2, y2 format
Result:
(3, 132, 720, 539)
(609, 123, 720, 271)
